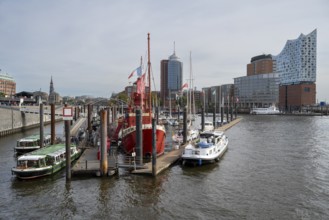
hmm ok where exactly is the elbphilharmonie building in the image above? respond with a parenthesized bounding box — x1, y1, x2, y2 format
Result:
(274, 29, 316, 85)
(274, 29, 317, 110)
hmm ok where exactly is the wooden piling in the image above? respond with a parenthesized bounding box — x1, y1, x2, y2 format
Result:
(136, 108, 143, 165)
(221, 107, 224, 125)
(230, 106, 233, 122)
(39, 103, 44, 149)
(183, 107, 187, 144)
(87, 104, 92, 138)
(65, 119, 71, 181)
(100, 109, 108, 176)
(152, 118, 156, 177)
(51, 103, 55, 145)
(226, 105, 229, 123)
(213, 107, 216, 129)
(235, 103, 237, 119)
(201, 106, 205, 131)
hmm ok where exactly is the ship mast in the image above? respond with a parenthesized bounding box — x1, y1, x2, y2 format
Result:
(147, 33, 152, 120)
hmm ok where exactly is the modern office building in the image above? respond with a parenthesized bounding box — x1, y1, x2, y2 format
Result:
(160, 50, 183, 107)
(234, 73, 280, 108)
(0, 71, 16, 97)
(273, 29, 317, 110)
(235, 54, 280, 108)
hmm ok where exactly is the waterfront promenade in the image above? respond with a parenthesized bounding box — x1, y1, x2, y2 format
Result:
(0, 105, 63, 136)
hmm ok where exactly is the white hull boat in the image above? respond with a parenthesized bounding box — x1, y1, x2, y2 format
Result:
(250, 105, 281, 115)
(182, 130, 228, 166)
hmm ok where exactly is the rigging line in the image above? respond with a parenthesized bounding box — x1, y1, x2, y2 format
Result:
(141, 49, 148, 74)
(150, 65, 157, 91)
(150, 65, 159, 107)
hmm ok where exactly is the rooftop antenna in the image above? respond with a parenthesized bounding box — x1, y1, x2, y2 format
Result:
(173, 41, 176, 55)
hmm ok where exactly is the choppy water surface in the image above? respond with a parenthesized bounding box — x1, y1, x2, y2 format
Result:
(1, 116, 329, 219)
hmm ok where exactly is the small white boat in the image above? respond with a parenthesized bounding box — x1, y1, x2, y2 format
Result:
(172, 128, 199, 143)
(250, 105, 281, 115)
(182, 130, 228, 166)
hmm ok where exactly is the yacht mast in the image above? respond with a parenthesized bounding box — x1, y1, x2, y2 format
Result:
(190, 51, 195, 118)
(147, 33, 152, 120)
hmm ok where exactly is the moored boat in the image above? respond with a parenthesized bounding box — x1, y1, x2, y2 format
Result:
(12, 144, 82, 179)
(250, 105, 281, 115)
(203, 121, 214, 131)
(172, 128, 199, 143)
(15, 134, 52, 154)
(181, 130, 228, 166)
(120, 33, 166, 158)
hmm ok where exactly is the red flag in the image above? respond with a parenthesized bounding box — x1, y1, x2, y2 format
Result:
(180, 83, 188, 90)
(136, 73, 146, 94)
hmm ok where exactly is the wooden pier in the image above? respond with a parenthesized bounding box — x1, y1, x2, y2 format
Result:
(72, 146, 117, 176)
(216, 117, 242, 132)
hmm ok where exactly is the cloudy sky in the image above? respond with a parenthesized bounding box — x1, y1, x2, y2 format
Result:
(0, 0, 328, 101)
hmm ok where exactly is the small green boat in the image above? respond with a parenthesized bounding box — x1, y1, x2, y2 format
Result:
(12, 144, 82, 179)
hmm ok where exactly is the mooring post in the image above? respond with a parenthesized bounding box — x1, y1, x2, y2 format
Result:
(87, 104, 92, 141)
(234, 103, 238, 119)
(113, 107, 117, 124)
(230, 105, 233, 122)
(39, 103, 44, 149)
(152, 118, 157, 177)
(106, 108, 110, 128)
(221, 106, 224, 125)
(77, 106, 80, 119)
(51, 103, 55, 144)
(65, 115, 71, 181)
(100, 109, 108, 176)
(226, 104, 229, 123)
(74, 106, 77, 121)
(183, 107, 187, 144)
(201, 106, 205, 132)
(136, 108, 143, 165)
(213, 106, 216, 129)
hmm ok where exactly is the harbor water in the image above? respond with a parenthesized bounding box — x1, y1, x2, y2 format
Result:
(1, 115, 329, 219)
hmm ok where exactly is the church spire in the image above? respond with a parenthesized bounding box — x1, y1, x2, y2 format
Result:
(49, 76, 54, 95)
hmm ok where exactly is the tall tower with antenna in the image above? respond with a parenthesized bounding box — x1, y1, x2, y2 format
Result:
(160, 42, 183, 108)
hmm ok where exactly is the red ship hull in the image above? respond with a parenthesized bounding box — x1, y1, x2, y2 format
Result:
(121, 124, 166, 157)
